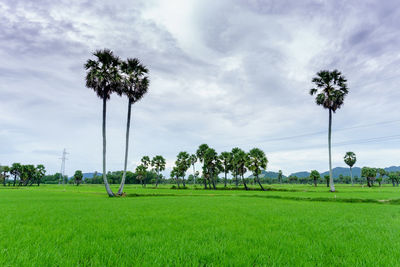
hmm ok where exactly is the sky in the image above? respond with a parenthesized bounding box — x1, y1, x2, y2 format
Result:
(1, 0, 400, 176)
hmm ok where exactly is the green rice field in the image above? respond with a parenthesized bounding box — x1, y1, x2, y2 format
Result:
(1, 184, 400, 266)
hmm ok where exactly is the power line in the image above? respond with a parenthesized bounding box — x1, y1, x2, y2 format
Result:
(214, 119, 400, 150)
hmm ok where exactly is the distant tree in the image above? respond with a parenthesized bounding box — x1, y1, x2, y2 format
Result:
(118, 58, 149, 196)
(203, 148, 221, 189)
(377, 168, 386, 187)
(189, 154, 197, 185)
(231, 147, 242, 187)
(233, 149, 248, 190)
(151, 155, 166, 187)
(136, 164, 147, 187)
(387, 172, 399, 187)
(196, 144, 209, 187)
(310, 70, 349, 192)
(74, 170, 83, 186)
(361, 167, 377, 187)
(309, 170, 321, 187)
(176, 152, 191, 188)
(278, 170, 283, 184)
(10, 163, 22, 186)
(323, 175, 330, 187)
(219, 152, 232, 188)
(85, 49, 122, 197)
(0, 165, 10, 186)
(246, 148, 268, 191)
(344, 152, 356, 186)
(35, 165, 46, 186)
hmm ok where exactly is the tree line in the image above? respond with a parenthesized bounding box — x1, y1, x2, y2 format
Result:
(0, 163, 46, 186)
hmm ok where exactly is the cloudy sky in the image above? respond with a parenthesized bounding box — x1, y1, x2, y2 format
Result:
(1, 0, 399, 176)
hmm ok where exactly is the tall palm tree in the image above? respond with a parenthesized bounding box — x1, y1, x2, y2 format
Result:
(344, 152, 356, 186)
(246, 148, 268, 191)
(151, 155, 166, 187)
(85, 49, 122, 197)
(310, 69, 349, 192)
(118, 58, 149, 195)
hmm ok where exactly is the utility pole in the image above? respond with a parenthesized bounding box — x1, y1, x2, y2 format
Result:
(59, 149, 68, 184)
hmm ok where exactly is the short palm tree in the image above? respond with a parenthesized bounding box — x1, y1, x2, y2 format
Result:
(0, 165, 10, 186)
(246, 148, 268, 191)
(219, 152, 232, 188)
(151, 155, 166, 187)
(310, 69, 349, 192)
(189, 154, 197, 184)
(85, 49, 122, 197)
(344, 152, 356, 186)
(118, 58, 149, 195)
(231, 147, 242, 187)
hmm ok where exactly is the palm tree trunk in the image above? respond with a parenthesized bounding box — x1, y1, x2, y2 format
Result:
(118, 100, 132, 195)
(224, 171, 227, 188)
(102, 96, 114, 197)
(13, 175, 16, 186)
(350, 167, 353, 186)
(156, 172, 159, 187)
(235, 170, 238, 187)
(192, 165, 196, 185)
(328, 108, 335, 192)
(182, 177, 186, 188)
(242, 174, 248, 190)
(257, 174, 265, 191)
(203, 177, 207, 189)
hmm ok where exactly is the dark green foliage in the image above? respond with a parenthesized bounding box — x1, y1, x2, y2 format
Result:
(73, 170, 83, 186)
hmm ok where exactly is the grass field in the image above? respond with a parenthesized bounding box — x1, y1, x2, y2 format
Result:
(1, 184, 400, 266)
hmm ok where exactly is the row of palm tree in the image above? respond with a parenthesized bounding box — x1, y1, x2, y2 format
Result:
(134, 155, 166, 187)
(168, 144, 268, 190)
(85, 49, 149, 197)
(0, 163, 46, 186)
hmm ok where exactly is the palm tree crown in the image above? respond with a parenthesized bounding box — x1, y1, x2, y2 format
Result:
(121, 58, 149, 103)
(85, 49, 122, 99)
(344, 152, 356, 168)
(310, 69, 348, 112)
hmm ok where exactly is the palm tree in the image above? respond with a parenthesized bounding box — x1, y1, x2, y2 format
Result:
(135, 164, 147, 187)
(231, 147, 243, 188)
(310, 69, 349, 192)
(151, 155, 166, 187)
(73, 170, 83, 186)
(176, 152, 191, 188)
(309, 170, 320, 187)
(0, 165, 10, 186)
(85, 49, 122, 197)
(117, 58, 149, 195)
(344, 152, 356, 186)
(278, 170, 283, 184)
(140, 156, 151, 187)
(246, 148, 268, 191)
(189, 154, 197, 185)
(35, 165, 46, 186)
(196, 144, 209, 188)
(232, 149, 248, 190)
(10, 163, 22, 187)
(203, 148, 220, 189)
(219, 152, 232, 188)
